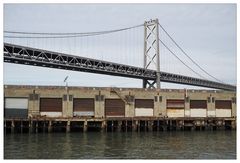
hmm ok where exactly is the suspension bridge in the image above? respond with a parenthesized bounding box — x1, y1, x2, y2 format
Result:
(3, 19, 236, 91)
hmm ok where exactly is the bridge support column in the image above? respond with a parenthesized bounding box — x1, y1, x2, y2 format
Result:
(143, 79, 156, 89)
(143, 19, 160, 89)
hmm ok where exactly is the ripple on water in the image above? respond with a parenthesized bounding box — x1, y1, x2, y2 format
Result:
(4, 131, 236, 159)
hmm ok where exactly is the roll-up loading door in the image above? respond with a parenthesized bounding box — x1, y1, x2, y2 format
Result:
(40, 98, 62, 117)
(73, 98, 94, 116)
(135, 99, 154, 117)
(215, 100, 232, 117)
(4, 98, 28, 118)
(166, 99, 185, 117)
(190, 100, 207, 117)
(105, 99, 125, 117)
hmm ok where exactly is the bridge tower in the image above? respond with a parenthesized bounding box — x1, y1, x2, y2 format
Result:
(143, 19, 160, 89)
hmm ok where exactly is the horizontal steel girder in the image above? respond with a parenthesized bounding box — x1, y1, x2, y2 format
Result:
(3, 43, 236, 91)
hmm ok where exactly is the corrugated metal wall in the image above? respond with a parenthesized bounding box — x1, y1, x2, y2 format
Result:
(135, 99, 154, 116)
(73, 98, 94, 116)
(105, 99, 125, 117)
(4, 98, 28, 118)
(166, 99, 184, 117)
(40, 98, 62, 112)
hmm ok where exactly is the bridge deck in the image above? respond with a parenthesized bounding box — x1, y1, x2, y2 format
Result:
(3, 43, 236, 91)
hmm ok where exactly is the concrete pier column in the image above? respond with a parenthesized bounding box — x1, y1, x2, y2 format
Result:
(209, 124, 214, 131)
(148, 121, 153, 132)
(132, 121, 137, 132)
(137, 121, 140, 132)
(117, 121, 122, 132)
(101, 121, 106, 132)
(191, 126, 196, 131)
(217, 120, 224, 130)
(176, 121, 180, 131)
(162, 120, 167, 131)
(11, 120, 15, 134)
(4, 120, 7, 134)
(43, 121, 46, 133)
(157, 120, 160, 132)
(144, 121, 147, 131)
(66, 121, 71, 133)
(111, 121, 114, 132)
(83, 121, 88, 132)
(169, 120, 173, 131)
(29, 121, 33, 133)
(231, 120, 236, 130)
(36, 121, 39, 133)
(48, 121, 52, 133)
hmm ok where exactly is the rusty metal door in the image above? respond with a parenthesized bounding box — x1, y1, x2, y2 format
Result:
(40, 98, 62, 112)
(190, 100, 207, 117)
(167, 99, 184, 108)
(190, 100, 207, 108)
(215, 100, 232, 117)
(105, 99, 125, 117)
(215, 100, 232, 109)
(135, 99, 154, 116)
(166, 99, 185, 117)
(135, 99, 154, 108)
(73, 98, 94, 116)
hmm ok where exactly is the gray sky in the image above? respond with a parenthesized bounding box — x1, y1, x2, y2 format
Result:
(3, 4, 237, 89)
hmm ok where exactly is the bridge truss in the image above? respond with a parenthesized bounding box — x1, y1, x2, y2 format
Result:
(4, 43, 236, 91)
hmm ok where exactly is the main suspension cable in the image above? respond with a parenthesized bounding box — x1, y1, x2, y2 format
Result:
(158, 23, 223, 83)
(4, 24, 143, 38)
(159, 39, 207, 80)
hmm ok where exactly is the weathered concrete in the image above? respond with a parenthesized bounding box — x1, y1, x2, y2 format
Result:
(4, 85, 236, 121)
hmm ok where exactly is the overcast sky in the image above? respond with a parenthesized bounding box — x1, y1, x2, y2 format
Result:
(3, 4, 237, 89)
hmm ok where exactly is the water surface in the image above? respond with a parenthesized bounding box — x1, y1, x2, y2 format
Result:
(4, 131, 236, 159)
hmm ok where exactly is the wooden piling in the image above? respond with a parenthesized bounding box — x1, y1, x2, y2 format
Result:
(48, 121, 52, 133)
(4, 120, 6, 134)
(29, 121, 33, 133)
(150, 121, 153, 131)
(101, 121, 106, 132)
(3, 117, 236, 133)
(83, 120, 88, 132)
(11, 120, 14, 133)
(20, 121, 23, 133)
(66, 121, 70, 133)
(132, 120, 137, 132)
